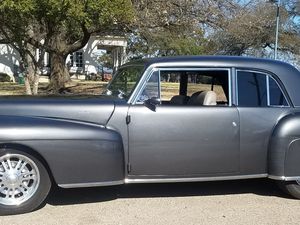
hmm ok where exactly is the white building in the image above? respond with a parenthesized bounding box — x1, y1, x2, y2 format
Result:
(0, 36, 127, 81)
(0, 44, 19, 82)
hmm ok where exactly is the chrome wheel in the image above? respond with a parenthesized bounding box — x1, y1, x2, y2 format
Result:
(296, 179, 300, 186)
(0, 154, 40, 206)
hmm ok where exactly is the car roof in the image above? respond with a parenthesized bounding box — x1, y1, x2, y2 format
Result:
(124, 55, 300, 107)
(126, 55, 291, 70)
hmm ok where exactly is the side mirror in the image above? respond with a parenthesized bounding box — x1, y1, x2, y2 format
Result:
(144, 97, 160, 111)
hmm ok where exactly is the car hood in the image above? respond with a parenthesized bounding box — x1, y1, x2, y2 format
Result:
(0, 95, 123, 125)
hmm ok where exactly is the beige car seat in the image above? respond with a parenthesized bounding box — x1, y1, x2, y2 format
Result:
(187, 91, 217, 106)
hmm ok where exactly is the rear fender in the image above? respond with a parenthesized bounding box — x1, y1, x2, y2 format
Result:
(268, 113, 300, 180)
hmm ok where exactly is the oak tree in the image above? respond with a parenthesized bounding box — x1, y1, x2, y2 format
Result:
(0, 0, 134, 93)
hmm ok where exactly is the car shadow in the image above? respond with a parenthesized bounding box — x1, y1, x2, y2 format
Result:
(47, 179, 293, 206)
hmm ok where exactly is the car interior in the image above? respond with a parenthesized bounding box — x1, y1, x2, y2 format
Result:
(160, 70, 229, 106)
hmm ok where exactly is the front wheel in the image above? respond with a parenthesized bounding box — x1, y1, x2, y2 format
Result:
(277, 180, 300, 199)
(0, 149, 51, 215)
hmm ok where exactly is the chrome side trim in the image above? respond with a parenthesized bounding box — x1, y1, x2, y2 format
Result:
(268, 175, 300, 181)
(58, 180, 124, 189)
(59, 174, 277, 188)
(125, 174, 268, 184)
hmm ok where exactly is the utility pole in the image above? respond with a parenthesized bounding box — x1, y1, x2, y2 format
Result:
(274, 0, 281, 60)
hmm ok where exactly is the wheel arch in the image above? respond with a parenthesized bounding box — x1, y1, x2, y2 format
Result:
(268, 113, 300, 180)
(0, 142, 57, 186)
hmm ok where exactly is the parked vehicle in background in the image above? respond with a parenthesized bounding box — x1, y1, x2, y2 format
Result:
(0, 56, 300, 215)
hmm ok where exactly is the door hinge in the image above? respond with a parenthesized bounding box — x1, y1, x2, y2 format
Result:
(127, 163, 132, 173)
(126, 115, 131, 124)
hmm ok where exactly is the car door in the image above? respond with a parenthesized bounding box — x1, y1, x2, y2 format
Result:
(127, 67, 240, 177)
(235, 70, 291, 175)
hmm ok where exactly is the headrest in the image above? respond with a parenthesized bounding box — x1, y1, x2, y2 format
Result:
(170, 95, 190, 105)
(188, 91, 217, 106)
(200, 91, 217, 106)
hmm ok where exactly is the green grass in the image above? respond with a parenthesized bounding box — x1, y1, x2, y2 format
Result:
(0, 81, 227, 102)
(0, 81, 108, 96)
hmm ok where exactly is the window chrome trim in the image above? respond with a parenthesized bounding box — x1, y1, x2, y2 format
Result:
(158, 69, 162, 101)
(235, 69, 239, 106)
(228, 68, 233, 107)
(235, 69, 290, 108)
(130, 64, 232, 106)
(266, 76, 271, 106)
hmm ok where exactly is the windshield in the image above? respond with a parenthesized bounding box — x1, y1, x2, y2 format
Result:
(104, 65, 145, 99)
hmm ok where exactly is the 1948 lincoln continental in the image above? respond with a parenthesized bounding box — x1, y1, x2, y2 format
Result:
(1, 56, 300, 215)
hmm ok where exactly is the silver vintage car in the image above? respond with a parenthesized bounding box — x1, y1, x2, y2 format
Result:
(1, 56, 300, 215)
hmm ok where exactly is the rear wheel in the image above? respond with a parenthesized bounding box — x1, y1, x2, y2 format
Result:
(0, 149, 51, 215)
(277, 180, 300, 199)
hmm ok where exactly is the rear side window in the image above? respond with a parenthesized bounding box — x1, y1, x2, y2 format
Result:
(237, 71, 267, 107)
(237, 71, 288, 107)
(269, 78, 288, 106)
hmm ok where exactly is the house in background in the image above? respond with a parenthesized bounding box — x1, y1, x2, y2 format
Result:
(67, 35, 126, 79)
(0, 36, 127, 81)
(0, 44, 19, 82)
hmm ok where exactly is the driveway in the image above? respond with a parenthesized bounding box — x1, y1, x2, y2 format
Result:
(1, 179, 299, 225)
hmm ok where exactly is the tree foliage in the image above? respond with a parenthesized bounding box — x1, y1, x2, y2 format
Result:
(0, 0, 134, 93)
(1, 0, 300, 95)
(129, 0, 208, 57)
(98, 53, 113, 70)
(130, 0, 300, 60)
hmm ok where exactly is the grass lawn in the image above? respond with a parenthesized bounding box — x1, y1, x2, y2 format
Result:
(0, 81, 108, 96)
(0, 81, 227, 102)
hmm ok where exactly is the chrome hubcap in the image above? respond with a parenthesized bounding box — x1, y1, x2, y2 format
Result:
(296, 179, 300, 186)
(0, 154, 40, 206)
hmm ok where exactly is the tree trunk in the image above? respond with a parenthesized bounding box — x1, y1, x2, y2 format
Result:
(24, 71, 40, 95)
(32, 74, 39, 95)
(24, 53, 40, 95)
(49, 52, 71, 93)
(24, 57, 35, 95)
(24, 76, 32, 95)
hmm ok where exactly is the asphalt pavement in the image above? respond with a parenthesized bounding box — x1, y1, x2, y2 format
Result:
(1, 179, 300, 225)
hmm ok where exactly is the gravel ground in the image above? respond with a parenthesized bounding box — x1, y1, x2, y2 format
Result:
(1, 179, 300, 225)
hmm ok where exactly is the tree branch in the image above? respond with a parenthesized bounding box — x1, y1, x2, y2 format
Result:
(65, 23, 91, 55)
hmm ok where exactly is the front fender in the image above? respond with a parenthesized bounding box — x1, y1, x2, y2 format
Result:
(268, 113, 300, 179)
(0, 116, 125, 186)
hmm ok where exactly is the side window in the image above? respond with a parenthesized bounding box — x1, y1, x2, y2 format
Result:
(186, 74, 228, 103)
(237, 71, 267, 107)
(138, 68, 229, 106)
(160, 72, 180, 101)
(237, 71, 288, 107)
(160, 70, 229, 105)
(269, 77, 288, 106)
(137, 69, 230, 106)
(137, 71, 159, 102)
